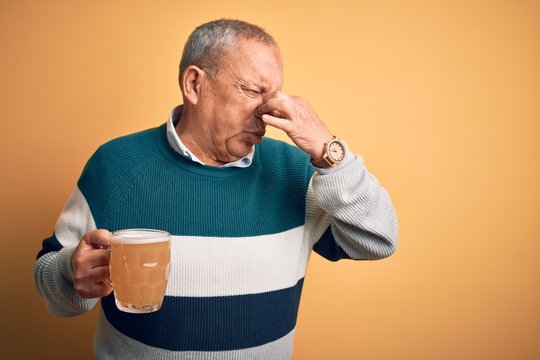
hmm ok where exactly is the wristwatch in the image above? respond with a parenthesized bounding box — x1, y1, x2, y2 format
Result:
(310, 137, 347, 168)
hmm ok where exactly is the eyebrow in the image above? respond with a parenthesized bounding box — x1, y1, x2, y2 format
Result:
(249, 84, 270, 94)
(232, 74, 269, 93)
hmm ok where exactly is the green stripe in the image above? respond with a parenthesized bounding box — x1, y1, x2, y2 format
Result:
(78, 124, 314, 237)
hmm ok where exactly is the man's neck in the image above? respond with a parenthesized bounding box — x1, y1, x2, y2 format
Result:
(175, 111, 228, 167)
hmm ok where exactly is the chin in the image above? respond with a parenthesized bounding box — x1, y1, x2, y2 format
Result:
(230, 144, 254, 159)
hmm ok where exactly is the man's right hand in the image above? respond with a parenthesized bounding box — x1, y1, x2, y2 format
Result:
(71, 229, 113, 299)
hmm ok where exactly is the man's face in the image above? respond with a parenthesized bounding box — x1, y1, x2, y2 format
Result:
(197, 39, 284, 163)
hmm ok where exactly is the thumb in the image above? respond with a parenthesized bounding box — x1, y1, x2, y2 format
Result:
(82, 229, 112, 250)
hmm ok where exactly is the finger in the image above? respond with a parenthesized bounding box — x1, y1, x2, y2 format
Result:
(74, 265, 110, 287)
(260, 90, 286, 104)
(82, 229, 112, 250)
(85, 248, 111, 268)
(91, 282, 114, 298)
(73, 262, 110, 282)
(84, 265, 111, 283)
(88, 267, 114, 297)
(77, 281, 114, 299)
(73, 266, 113, 298)
(261, 114, 292, 132)
(256, 96, 294, 120)
(72, 248, 110, 277)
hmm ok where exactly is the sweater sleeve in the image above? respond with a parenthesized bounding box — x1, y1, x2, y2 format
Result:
(307, 152, 398, 261)
(33, 187, 99, 316)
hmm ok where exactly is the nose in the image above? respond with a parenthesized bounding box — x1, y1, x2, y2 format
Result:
(254, 114, 265, 130)
(253, 103, 263, 119)
(253, 107, 265, 130)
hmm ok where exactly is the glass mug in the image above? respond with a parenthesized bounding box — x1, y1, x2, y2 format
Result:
(108, 229, 171, 313)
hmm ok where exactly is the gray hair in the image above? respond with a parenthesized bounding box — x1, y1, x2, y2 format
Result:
(179, 19, 276, 80)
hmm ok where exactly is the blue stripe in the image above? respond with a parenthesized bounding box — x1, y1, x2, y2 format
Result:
(102, 278, 304, 351)
(313, 226, 351, 261)
(36, 233, 63, 259)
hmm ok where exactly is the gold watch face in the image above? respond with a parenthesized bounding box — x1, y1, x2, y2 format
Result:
(328, 140, 345, 162)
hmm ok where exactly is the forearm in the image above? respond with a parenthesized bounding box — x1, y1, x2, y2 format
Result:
(34, 186, 101, 316)
(33, 245, 98, 316)
(312, 153, 398, 260)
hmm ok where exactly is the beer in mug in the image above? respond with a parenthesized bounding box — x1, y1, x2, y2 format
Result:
(109, 229, 171, 313)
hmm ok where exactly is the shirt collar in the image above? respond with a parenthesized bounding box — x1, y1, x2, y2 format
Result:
(166, 105, 254, 168)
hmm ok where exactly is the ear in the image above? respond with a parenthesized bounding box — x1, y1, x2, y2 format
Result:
(180, 65, 205, 105)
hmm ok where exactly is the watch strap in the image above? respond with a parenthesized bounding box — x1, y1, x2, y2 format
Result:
(310, 136, 345, 168)
(310, 155, 334, 168)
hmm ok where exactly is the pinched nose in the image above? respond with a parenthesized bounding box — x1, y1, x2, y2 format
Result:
(254, 115, 266, 131)
(254, 105, 263, 119)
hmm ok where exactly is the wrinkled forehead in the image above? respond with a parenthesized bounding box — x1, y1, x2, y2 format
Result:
(220, 39, 284, 90)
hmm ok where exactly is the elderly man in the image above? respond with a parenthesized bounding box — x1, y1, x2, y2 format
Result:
(34, 19, 397, 359)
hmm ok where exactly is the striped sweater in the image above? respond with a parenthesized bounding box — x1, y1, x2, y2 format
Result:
(34, 123, 398, 359)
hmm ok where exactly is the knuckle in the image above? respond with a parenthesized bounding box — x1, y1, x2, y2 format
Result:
(282, 101, 295, 113)
(72, 256, 84, 270)
(73, 272, 86, 285)
(96, 229, 110, 237)
(73, 283, 88, 297)
(96, 229, 112, 246)
(275, 91, 288, 100)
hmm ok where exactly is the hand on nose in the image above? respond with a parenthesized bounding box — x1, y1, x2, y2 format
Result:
(254, 104, 282, 119)
(253, 91, 333, 159)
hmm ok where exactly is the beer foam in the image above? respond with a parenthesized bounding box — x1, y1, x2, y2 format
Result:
(112, 229, 170, 244)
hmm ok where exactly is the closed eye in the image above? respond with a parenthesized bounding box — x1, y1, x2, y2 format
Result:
(242, 87, 262, 97)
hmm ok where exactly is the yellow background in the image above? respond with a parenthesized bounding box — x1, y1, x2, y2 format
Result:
(1, 0, 539, 359)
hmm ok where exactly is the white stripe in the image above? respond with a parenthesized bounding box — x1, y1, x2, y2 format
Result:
(167, 226, 312, 297)
(52, 186, 328, 299)
(54, 186, 97, 247)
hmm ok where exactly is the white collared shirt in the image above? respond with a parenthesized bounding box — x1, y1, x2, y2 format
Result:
(166, 106, 254, 168)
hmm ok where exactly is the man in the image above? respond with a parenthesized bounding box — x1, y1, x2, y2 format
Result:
(34, 19, 398, 359)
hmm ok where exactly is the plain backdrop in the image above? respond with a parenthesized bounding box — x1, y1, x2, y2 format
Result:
(1, 0, 539, 359)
